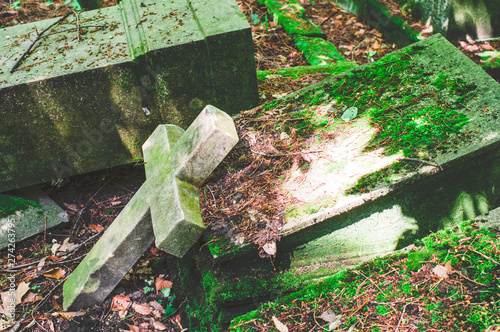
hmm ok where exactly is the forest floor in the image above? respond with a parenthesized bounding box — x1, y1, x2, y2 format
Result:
(1, 0, 499, 331)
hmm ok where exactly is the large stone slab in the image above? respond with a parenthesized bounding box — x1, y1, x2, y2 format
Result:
(164, 34, 500, 330)
(0, 0, 257, 193)
(62, 105, 238, 311)
(0, 186, 68, 250)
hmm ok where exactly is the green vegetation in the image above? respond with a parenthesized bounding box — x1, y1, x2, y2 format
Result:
(0, 194, 41, 217)
(230, 221, 500, 331)
(262, 45, 476, 159)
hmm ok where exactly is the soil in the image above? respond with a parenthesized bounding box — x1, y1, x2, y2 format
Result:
(1, 0, 499, 331)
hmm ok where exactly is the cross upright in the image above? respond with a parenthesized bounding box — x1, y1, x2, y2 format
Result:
(63, 105, 238, 311)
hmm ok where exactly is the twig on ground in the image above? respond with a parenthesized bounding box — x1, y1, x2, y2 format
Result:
(251, 149, 322, 157)
(395, 303, 408, 332)
(14, 277, 67, 332)
(398, 157, 443, 170)
(70, 178, 112, 240)
(0, 231, 102, 273)
(10, 12, 71, 73)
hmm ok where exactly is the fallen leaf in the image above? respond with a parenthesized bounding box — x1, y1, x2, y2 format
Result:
(52, 311, 85, 320)
(155, 275, 173, 293)
(153, 321, 167, 330)
(51, 243, 61, 256)
(58, 238, 79, 252)
(125, 324, 140, 332)
(63, 203, 78, 211)
(0, 318, 12, 331)
(89, 224, 104, 233)
(319, 309, 337, 323)
(23, 292, 42, 304)
(272, 316, 288, 332)
(0, 281, 32, 312)
(43, 268, 66, 280)
(48, 319, 55, 332)
(52, 295, 61, 311)
(263, 242, 276, 256)
(118, 309, 128, 319)
(37, 257, 47, 271)
(15, 282, 30, 305)
(433, 261, 453, 278)
(110, 295, 131, 311)
(110, 200, 122, 206)
(132, 303, 152, 316)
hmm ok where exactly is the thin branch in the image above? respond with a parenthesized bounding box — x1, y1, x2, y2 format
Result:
(398, 157, 442, 170)
(70, 178, 112, 239)
(251, 149, 323, 157)
(10, 12, 71, 73)
(0, 231, 102, 273)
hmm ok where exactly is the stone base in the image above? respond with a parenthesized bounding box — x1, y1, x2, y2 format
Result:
(0, 186, 68, 250)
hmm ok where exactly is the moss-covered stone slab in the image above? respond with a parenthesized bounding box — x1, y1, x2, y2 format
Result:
(262, 0, 324, 37)
(294, 35, 347, 65)
(165, 34, 500, 331)
(62, 105, 238, 311)
(0, 186, 68, 250)
(0, 0, 257, 193)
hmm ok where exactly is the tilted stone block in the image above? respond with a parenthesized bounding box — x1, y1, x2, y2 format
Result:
(0, 0, 257, 193)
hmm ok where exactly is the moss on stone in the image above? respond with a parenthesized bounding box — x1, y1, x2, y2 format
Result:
(0, 194, 42, 217)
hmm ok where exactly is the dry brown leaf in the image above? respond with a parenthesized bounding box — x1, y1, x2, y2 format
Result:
(0, 281, 30, 314)
(63, 203, 78, 211)
(149, 301, 164, 312)
(172, 313, 183, 330)
(263, 242, 276, 256)
(58, 238, 79, 252)
(132, 303, 152, 316)
(89, 224, 104, 233)
(126, 324, 140, 332)
(50, 243, 61, 256)
(37, 257, 47, 271)
(272, 315, 289, 332)
(48, 319, 55, 332)
(153, 321, 167, 330)
(110, 295, 131, 311)
(23, 292, 42, 304)
(15, 282, 30, 305)
(43, 267, 66, 280)
(155, 275, 173, 293)
(110, 200, 122, 206)
(52, 311, 86, 320)
(0, 318, 12, 331)
(52, 295, 61, 311)
(433, 261, 453, 278)
(118, 309, 128, 319)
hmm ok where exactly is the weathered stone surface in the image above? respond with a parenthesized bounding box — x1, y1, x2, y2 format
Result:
(0, 0, 257, 193)
(403, 0, 500, 40)
(0, 186, 68, 250)
(62, 105, 238, 311)
(165, 34, 500, 330)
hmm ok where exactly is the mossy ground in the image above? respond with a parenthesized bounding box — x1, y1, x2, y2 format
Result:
(230, 220, 500, 331)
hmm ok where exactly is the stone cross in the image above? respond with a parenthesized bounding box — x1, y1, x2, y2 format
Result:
(63, 105, 238, 311)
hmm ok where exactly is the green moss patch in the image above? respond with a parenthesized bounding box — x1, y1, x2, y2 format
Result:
(0, 194, 41, 217)
(230, 221, 500, 331)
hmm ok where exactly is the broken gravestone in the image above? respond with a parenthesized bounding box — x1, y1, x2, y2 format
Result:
(0, 186, 68, 250)
(163, 34, 500, 330)
(62, 105, 238, 311)
(0, 0, 257, 193)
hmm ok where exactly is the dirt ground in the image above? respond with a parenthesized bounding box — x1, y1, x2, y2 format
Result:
(1, 0, 499, 331)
